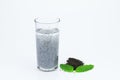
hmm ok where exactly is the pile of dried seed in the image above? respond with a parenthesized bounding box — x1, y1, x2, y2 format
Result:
(60, 57, 94, 72)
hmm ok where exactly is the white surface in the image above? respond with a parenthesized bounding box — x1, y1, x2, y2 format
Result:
(0, 0, 120, 80)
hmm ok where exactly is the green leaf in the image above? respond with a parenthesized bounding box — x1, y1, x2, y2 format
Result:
(75, 64, 94, 72)
(60, 64, 74, 72)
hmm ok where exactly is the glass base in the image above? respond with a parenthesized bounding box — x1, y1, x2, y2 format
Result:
(37, 66, 58, 72)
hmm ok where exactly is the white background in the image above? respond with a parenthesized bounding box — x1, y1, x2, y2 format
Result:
(0, 0, 120, 80)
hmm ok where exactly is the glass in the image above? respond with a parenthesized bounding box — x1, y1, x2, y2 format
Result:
(34, 18, 60, 72)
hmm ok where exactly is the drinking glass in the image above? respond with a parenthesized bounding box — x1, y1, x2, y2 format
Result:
(34, 18, 60, 71)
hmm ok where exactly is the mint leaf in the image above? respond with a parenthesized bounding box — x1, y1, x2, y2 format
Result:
(60, 64, 74, 72)
(75, 64, 94, 72)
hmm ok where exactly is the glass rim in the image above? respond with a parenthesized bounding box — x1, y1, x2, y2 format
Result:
(34, 17, 60, 24)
